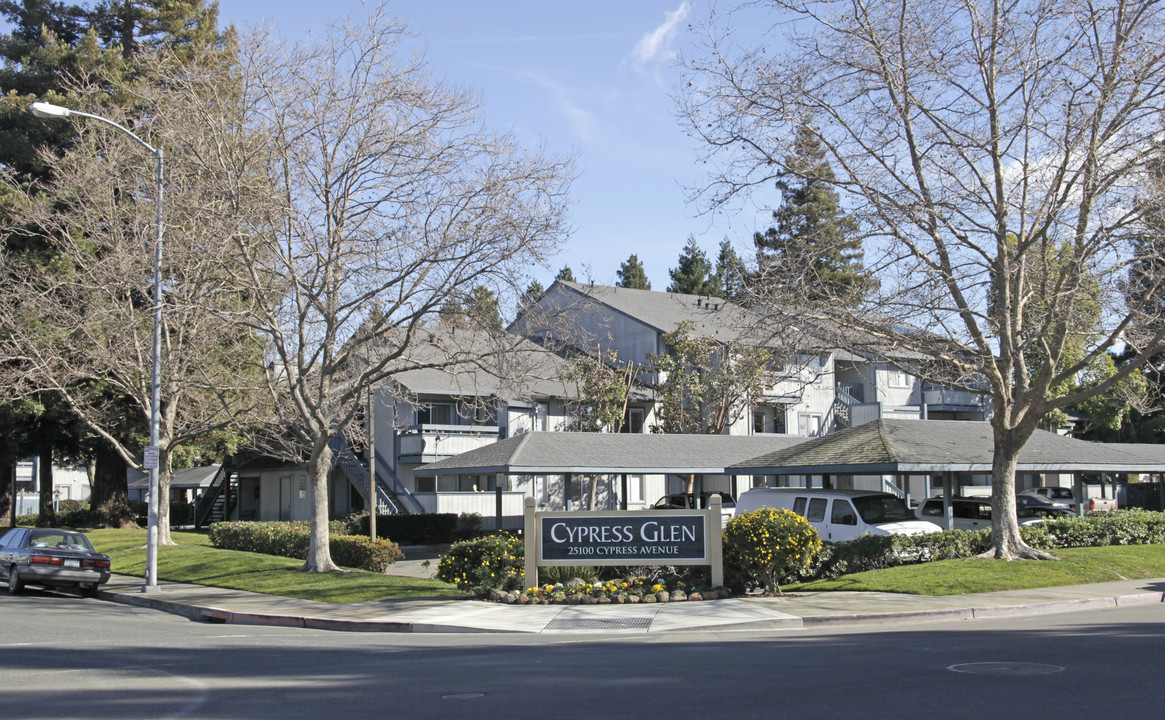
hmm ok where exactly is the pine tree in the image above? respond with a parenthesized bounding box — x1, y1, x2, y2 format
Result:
(616, 253, 651, 290)
(753, 124, 871, 302)
(667, 235, 718, 296)
(714, 238, 747, 302)
(519, 279, 544, 309)
(555, 265, 575, 282)
(466, 285, 503, 330)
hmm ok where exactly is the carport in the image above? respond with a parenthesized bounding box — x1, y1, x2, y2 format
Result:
(415, 431, 809, 526)
(725, 419, 1165, 530)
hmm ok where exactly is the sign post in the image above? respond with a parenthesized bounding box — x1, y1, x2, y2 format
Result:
(523, 496, 724, 589)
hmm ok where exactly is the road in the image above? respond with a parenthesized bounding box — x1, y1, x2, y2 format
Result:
(1, 591, 1163, 719)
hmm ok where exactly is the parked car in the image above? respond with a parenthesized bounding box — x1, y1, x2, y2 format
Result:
(1018, 486, 1118, 512)
(1018, 486, 1076, 508)
(916, 497, 1049, 530)
(652, 491, 736, 520)
(735, 488, 941, 542)
(0, 528, 111, 597)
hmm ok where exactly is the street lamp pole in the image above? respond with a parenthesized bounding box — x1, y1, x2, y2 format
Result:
(30, 101, 164, 593)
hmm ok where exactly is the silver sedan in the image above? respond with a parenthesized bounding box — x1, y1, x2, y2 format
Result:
(0, 527, 111, 597)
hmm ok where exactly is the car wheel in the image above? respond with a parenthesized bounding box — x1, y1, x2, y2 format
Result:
(79, 584, 97, 598)
(7, 566, 23, 595)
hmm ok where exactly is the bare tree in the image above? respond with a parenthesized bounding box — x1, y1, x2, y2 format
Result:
(0, 51, 274, 543)
(682, 0, 1165, 559)
(233, 9, 572, 572)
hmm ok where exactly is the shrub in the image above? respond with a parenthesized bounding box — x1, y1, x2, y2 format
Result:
(436, 534, 524, 594)
(330, 535, 404, 573)
(349, 513, 461, 544)
(206, 521, 391, 571)
(538, 565, 598, 585)
(723, 507, 822, 595)
(57, 499, 88, 514)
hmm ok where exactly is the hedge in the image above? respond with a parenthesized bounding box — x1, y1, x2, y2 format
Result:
(208, 521, 402, 572)
(789, 509, 1165, 584)
(348, 513, 469, 544)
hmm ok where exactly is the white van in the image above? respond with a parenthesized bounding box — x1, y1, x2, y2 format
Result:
(735, 488, 942, 542)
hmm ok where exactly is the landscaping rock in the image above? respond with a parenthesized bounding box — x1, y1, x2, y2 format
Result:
(671, 590, 687, 602)
(655, 591, 669, 603)
(688, 591, 703, 602)
(641, 594, 656, 603)
(597, 596, 612, 604)
(626, 594, 640, 604)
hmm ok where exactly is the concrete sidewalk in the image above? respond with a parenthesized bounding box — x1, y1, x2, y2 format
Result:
(94, 574, 1165, 635)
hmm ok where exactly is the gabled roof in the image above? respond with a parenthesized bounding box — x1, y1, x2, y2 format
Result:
(385, 328, 578, 402)
(727, 419, 1165, 475)
(416, 431, 810, 476)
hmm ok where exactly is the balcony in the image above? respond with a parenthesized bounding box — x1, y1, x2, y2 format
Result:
(923, 387, 986, 409)
(397, 424, 502, 463)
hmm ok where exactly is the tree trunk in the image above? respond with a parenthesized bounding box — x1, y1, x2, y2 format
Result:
(0, 458, 12, 524)
(156, 444, 175, 545)
(985, 427, 1057, 560)
(303, 442, 339, 572)
(91, 443, 135, 528)
(37, 439, 55, 527)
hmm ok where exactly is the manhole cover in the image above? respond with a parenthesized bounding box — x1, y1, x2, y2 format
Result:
(544, 617, 653, 631)
(948, 662, 1065, 675)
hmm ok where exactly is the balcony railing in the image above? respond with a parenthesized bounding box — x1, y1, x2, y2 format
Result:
(398, 424, 502, 462)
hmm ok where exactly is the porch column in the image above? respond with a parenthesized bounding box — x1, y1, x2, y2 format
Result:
(822, 473, 832, 490)
(620, 474, 628, 511)
(564, 473, 573, 511)
(1073, 474, 1086, 517)
(942, 471, 954, 531)
(495, 480, 503, 531)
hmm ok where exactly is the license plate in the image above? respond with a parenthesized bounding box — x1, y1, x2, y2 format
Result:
(64, 559, 80, 568)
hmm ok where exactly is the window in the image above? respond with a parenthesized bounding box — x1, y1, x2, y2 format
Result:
(753, 411, 765, 434)
(793, 497, 807, 516)
(831, 500, 857, 525)
(806, 498, 828, 523)
(798, 413, 823, 437)
(623, 407, 645, 434)
(417, 402, 453, 426)
(416, 477, 436, 493)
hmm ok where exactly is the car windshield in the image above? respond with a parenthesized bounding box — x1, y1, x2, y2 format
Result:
(852, 495, 916, 523)
(28, 529, 94, 552)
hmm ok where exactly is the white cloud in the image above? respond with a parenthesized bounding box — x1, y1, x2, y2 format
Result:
(629, 2, 691, 68)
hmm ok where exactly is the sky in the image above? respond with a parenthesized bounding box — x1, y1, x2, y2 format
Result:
(215, 0, 778, 292)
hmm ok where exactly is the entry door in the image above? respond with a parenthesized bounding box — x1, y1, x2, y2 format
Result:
(279, 476, 294, 521)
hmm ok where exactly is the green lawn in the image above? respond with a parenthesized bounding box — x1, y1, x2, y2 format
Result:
(790, 544, 1165, 595)
(85, 529, 464, 604)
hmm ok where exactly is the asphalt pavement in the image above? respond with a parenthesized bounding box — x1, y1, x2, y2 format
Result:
(89, 544, 1165, 634)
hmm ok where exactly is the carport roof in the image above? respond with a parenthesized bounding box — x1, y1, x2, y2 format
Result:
(726, 419, 1165, 475)
(416, 431, 809, 476)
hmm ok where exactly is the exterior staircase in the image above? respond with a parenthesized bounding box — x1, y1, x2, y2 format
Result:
(194, 464, 238, 529)
(329, 433, 424, 514)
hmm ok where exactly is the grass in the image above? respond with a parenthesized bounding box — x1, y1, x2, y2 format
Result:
(85, 529, 464, 604)
(789, 544, 1165, 596)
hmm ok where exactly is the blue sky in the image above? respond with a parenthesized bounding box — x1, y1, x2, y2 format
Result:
(217, 0, 777, 291)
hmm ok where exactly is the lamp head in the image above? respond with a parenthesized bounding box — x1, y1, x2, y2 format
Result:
(30, 102, 71, 119)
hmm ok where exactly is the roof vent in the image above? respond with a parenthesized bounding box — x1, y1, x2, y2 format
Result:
(713, 303, 720, 310)
(696, 298, 702, 307)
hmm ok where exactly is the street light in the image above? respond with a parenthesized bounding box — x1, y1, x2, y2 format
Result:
(30, 101, 164, 593)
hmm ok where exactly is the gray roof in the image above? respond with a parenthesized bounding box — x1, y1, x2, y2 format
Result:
(128, 465, 220, 489)
(416, 432, 810, 476)
(727, 419, 1165, 475)
(387, 329, 578, 402)
(554, 281, 821, 349)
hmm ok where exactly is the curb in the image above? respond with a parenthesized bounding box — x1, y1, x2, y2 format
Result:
(95, 588, 1165, 634)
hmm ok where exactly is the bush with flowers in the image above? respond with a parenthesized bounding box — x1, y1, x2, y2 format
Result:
(521, 575, 720, 604)
(722, 507, 822, 595)
(436, 533, 525, 594)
